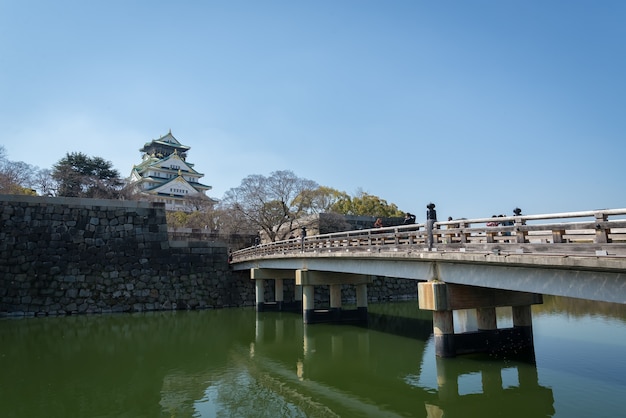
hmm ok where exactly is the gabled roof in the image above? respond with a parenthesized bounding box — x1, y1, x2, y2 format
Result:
(154, 152, 200, 174)
(140, 130, 191, 153)
(131, 153, 202, 177)
(143, 175, 210, 195)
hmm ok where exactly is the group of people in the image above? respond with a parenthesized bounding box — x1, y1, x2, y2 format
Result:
(486, 211, 520, 228)
(373, 204, 522, 248)
(373, 212, 417, 229)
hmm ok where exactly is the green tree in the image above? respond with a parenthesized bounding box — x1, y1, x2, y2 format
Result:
(52, 152, 122, 198)
(292, 186, 349, 214)
(330, 191, 404, 217)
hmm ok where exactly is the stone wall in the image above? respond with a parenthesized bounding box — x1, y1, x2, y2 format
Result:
(0, 195, 416, 317)
(0, 195, 255, 316)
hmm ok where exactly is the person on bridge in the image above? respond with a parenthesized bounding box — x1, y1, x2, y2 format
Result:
(486, 215, 500, 227)
(374, 218, 383, 228)
(403, 213, 416, 225)
(426, 203, 437, 249)
(300, 227, 307, 251)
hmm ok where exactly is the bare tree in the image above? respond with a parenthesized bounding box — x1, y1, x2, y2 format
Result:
(221, 170, 319, 242)
(0, 146, 38, 195)
(33, 168, 57, 196)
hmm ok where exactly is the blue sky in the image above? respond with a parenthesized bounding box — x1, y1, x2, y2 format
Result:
(1, 1, 624, 221)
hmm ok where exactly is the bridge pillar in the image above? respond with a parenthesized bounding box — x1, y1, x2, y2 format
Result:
(356, 283, 368, 322)
(477, 307, 497, 330)
(302, 285, 315, 324)
(434, 310, 456, 357)
(295, 284, 303, 303)
(512, 304, 534, 345)
(297, 269, 373, 324)
(255, 279, 265, 312)
(330, 284, 342, 321)
(275, 278, 284, 311)
(419, 281, 542, 357)
(250, 268, 300, 312)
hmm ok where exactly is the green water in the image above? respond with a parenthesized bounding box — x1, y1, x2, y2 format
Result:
(1, 297, 625, 417)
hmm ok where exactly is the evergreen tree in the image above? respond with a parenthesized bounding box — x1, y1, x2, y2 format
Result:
(52, 152, 122, 198)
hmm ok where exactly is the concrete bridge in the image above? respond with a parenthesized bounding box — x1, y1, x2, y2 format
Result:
(230, 208, 626, 357)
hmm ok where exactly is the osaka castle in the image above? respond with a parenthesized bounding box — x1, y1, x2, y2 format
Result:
(129, 131, 213, 211)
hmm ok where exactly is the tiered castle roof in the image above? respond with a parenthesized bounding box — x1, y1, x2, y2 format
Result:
(129, 131, 212, 210)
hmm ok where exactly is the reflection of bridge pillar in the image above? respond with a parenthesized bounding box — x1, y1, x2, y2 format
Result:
(303, 325, 314, 358)
(518, 361, 540, 387)
(419, 281, 542, 357)
(358, 331, 370, 357)
(482, 367, 503, 394)
(331, 334, 343, 359)
(435, 357, 458, 400)
(255, 312, 263, 341)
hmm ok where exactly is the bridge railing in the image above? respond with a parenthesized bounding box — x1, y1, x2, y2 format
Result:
(231, 209, 626, 261)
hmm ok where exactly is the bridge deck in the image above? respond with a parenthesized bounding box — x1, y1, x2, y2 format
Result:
(231, 209, 626, 304)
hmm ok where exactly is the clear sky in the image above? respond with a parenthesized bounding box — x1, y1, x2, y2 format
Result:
(1, 1, 624, 221)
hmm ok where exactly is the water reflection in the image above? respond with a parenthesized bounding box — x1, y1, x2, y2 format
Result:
(251, 307, 555, 418)
(419, 356, 554, 417)
(4, 297, 625, 417)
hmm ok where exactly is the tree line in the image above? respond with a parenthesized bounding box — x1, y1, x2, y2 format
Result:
(1, 147, 406, 239)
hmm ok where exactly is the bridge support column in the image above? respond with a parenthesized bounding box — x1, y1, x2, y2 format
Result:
(255, 279, 265, 312)
(434, 310, 455, 357)
(356, 283, 368, 322)
(251, 268, 300, 312)
(302, 285, 315, 324)
(295, 284, 303, 303)
(330, 284, 342, 321)
(275, 279, 284, 311)
(297, 270, 373, 324)
(477, 307, 497, 330)
(419, 281, 542, 357)
(512, 304, 534, 346)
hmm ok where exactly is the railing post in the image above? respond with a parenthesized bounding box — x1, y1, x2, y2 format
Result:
(595, 212, 609, 243)
(514, 219, 527, 243)
(459, 221, 468, 244)
(552, 229, 565, 243)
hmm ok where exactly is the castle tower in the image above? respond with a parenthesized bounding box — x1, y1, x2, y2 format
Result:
(129, 131, 213, 211)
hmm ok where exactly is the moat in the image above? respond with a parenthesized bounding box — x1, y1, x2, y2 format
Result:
(1, 295, 625, 417)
